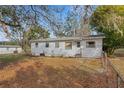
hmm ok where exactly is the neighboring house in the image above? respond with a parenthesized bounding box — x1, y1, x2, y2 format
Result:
(31, 35, 105, 58)
(0, 45, 22, 54)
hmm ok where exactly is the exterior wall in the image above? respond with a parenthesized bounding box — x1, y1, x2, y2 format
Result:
(0, 47, 22, 54)
(31, 41, 81, 57)
(31, 38, 103, 58)
(82, 39, 103, 58)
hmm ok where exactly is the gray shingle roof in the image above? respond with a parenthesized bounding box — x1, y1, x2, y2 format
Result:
(31, 35, 105, 42)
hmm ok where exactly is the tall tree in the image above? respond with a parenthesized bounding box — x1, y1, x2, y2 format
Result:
(27, 25, 49, 40)
(64, 7, 79, 37)
(61, 5, 94, 37)
(90, 5, 124, 55)
(0, 5, 61, 52)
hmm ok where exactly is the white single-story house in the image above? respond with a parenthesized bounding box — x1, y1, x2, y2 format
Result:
(0, 45, 22, 54)
(31, 35, 105, 58)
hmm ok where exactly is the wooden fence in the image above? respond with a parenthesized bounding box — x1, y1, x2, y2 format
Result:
(102, 52, 124, 88)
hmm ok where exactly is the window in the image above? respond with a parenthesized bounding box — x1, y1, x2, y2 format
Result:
(77, 42, 80, 48)
(35, 43, 38, 47)
(55, 42, 59, 48)
(7, 47, 9, 50)
(65, 42, 72, 49)
(45, 42, 49, 48)
(86, 41, 95, 48)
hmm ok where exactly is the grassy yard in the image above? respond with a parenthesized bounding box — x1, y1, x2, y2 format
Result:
(0, 54, 29, 69)
(0, 56, 108, 88)
(0, 54, 28, 63)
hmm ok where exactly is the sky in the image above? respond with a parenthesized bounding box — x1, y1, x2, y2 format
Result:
(0, 5, 96, 41)
(0, 5, 71, 41)
(0, 32, 9, 41)
(0, 5, 70, 41)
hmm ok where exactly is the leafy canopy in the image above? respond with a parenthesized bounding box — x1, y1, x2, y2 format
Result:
(90, 5, 124, 55)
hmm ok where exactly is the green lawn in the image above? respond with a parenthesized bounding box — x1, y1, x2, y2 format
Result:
(0, 54, 27, 63)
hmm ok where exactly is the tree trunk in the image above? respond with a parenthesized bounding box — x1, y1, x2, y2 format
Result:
(107, 47, 116, 56)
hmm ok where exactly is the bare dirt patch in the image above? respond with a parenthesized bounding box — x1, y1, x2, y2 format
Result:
(110, 57, 124, 79)
(0, 57, 108, 88)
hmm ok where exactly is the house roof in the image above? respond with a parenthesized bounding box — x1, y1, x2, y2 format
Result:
(0, 45, 21, 48)
(31, 35, 105, 42)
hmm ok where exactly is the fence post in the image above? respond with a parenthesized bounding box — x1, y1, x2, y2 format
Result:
(102, 52, 118, 88)
(102, 52, 108, 71)
(117, 75, 121, 88)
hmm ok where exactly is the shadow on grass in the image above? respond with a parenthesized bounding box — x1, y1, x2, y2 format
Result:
(0, 62, 108, 88)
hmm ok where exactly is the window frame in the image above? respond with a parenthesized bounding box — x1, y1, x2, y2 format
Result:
(77, 42, 80, 48)
(65, 42, 72, 50)
(86, 41, 95, 48)
(6, 47, 9, 50)
(55, 42, 59, 48)
(45, 42, 49, 48)
(35, 42, 38, 48)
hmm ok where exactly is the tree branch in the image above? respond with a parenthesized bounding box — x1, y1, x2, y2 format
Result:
(0, 20, 21, 27)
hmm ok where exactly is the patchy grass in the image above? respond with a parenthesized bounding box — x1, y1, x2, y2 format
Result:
(0, 57, 107, 88)
(0, 54, 27, 63)
(110, 57, 124, 73)
(0, 54, 28, 69)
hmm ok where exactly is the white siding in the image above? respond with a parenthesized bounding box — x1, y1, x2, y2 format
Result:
(31, 41, 81, 57)
(82, 39, 103, 58)
(0, 47, 22, 54)
(31, 38, 103, 58)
